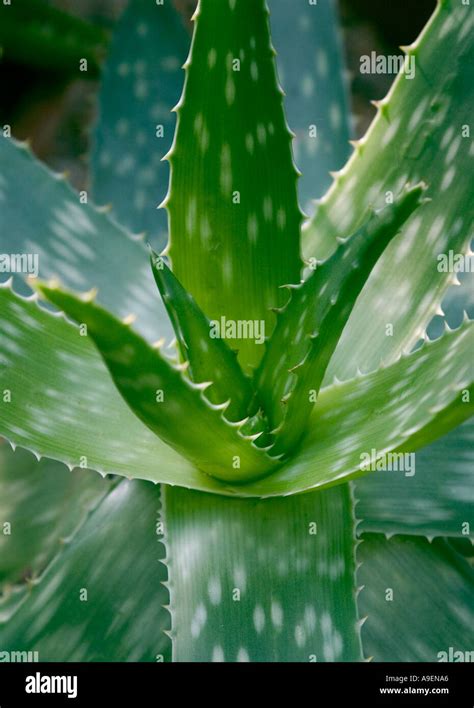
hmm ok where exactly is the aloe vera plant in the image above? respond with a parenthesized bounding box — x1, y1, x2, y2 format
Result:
(0, 0, 472, 663)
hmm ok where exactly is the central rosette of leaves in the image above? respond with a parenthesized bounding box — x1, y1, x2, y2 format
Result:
(38, 0, 425, 484)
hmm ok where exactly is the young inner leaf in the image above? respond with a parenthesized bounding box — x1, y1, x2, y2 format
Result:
(257, 183, 426, 455)
(150, 250, 256, 423)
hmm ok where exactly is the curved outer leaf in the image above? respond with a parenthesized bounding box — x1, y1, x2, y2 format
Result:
(37, 283, 279, 483)
(257, 184, 425, 454)
(150, 253, 254, 422)
(0, 283, 212, 492)
(303, 0, 474, 381)
(0, 479, 171, 661)
(236, 321, 474, 496)
(0, 444, 109, 587)
(355, 253, 474, 541)
(355, 419, 474, 539)
(0, 440, 109, 589)
(0, 137, 172, 343)
(0, 284, 471, 497)
(166, 0, 302, 373)
(163, 484, 362, 662)
(90, 0, 190, 245)
(358, 534, 474, 661)
(268, 0, 351, 212)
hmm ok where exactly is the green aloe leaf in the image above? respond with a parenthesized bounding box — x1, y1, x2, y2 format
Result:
(355, 254, 474, 541)
(355, 419, 474, 540)
(0, 283, 471, 497)
(0, 479, 171, 661)
(37, 282, 279, 483)
(1, 0, 470, 667)
(0, 283, 210, 492)
(236, 321, 473, 496)
(355, 264, 473, 540)
(150, 252, 254, 422)
(268, 0, 351, 211)
(358, 534, 474, 661)
(162, 484, 362, 662)
(0, 137, 172, 343)
(303, 0, 473, 381)
(0, 282, 267, 496)
(166, 0, 302, 373)
(0, 443, 109, 587)
(257, 184, 425, 455)
(0, 0, 108, 78)
(90, 0, 190, 243)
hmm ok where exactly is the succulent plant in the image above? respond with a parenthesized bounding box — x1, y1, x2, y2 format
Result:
(0, 0, 472, 663)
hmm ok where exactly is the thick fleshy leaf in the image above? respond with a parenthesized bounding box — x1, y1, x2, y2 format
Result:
(355, 259, 473, 540)
(0, 479, 171, 661)
(0, 137, 171, 343)
(355, 419, 474, 539)
(91, 0, 190, 244)
(356, 265, 474, 540)
(163, 483, 362, 662)
(0, 284, 471, 498)
(0, 0, 108, 78)
(233, 321, 473, 496)
(303, 0, 474, 381)
(358, 534, 474, 661)
(268, 0, 351, 212)
(150, 253, 254, 422)
(37, 282, 279, 483)
(0, 283, 213, 492)
(0, 443, 109, 586)
(257, 185, 425, 454)
(166, 0, 302, 373)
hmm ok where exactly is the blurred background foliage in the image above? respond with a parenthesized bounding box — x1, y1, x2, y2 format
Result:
(1, 0, 436, 192)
